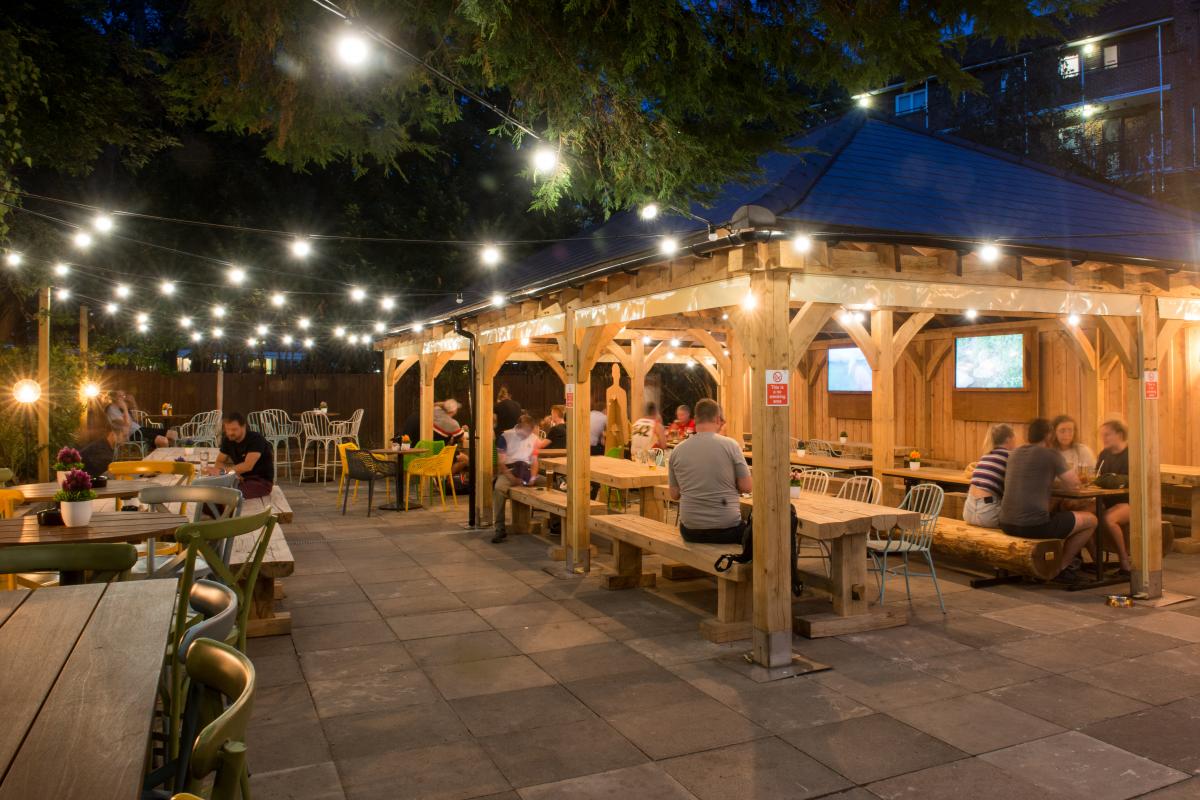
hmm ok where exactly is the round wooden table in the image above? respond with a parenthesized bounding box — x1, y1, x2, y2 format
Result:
(369, 448, 428, 511)
(14, 479, 162, 506)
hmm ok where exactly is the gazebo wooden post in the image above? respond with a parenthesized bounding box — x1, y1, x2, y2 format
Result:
(725, 332, 747, 445)
(1129, 297, 1164, 597)
(37, 287, 50, 482)
(742, 267, 794, 668)
(629, 337, 646, 420)
(474, 342, 517, 526)
(381, 355, 417, 444)
(417, 351, 455, 442)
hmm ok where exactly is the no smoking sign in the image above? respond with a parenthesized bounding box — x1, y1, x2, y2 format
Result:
(766, 369, 790, 406)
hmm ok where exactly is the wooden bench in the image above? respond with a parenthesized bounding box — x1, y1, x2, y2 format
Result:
(932, 517, 1061, 583)
(507, 486, 606, 560)
(229, 486, 295, 637)
(588, 514, 751, 643)
(240, 484, 294, 523)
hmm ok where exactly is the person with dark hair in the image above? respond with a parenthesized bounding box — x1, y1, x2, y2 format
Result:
(79, 424, 126, 478)
(999, 417, 1097, 584)
(209, 411, 275, 498)
(964, 424, 1015, 528)
(491, 414, 545, 543)
(105, 390, 176, 449)
(544, 404, 567, 450)
(494, 386, 522, 434)
(668, 399, 751, 544)
(1095, 418, 1132, 576)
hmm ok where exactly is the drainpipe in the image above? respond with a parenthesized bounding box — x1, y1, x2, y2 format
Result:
(454, 318, 478, 527)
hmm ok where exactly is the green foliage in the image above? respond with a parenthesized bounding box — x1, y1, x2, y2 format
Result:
(0, 344, 97, 481)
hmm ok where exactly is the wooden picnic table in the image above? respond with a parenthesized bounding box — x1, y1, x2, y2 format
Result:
(537, 448, 567, 458)
(880, 466, 971, 488)
(0, 511, 187, 546)
(540, 455, 670, 520)
(0, 580, 176, 800)
(14, 478, 163, 506)
(1160, 464, 1200, 540)
(738, 494, 919, 637)
(743, 451, 874, 472)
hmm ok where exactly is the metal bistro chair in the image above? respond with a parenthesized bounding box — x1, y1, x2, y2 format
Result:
(177, 411, 220, 448)
(837, 474, 883, 505)
(794, 468, 830, 496)
(342, 449, 396, 517)
(263, 409, 295, 480)
(300, 410, 339, 483)
(805, 438, 839, 457)
(137, 485, 242, 577)
(867, 482, 946, 612)
(333, 408, 364, 446)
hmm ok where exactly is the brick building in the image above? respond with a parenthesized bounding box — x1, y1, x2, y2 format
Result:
(863, 0, 1200, 202)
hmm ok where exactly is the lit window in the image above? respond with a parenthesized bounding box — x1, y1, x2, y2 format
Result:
(894, 87, 928, 116)
(1059, 53, 1080, 78)
(1103, 44, 1118, 69)
(999, 72, 1009, 93)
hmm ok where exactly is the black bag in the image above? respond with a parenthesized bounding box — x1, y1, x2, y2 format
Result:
(714, 506, 804, 596)
(1094, 473, 1129, 490)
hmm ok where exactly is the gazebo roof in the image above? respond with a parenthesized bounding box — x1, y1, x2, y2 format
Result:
(426, 113, 1198, 325)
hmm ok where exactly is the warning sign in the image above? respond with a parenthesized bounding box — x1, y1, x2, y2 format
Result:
(565, 383, 576, 409)
(1144, 371, 1159, 400)
(766, 369, 790, 407)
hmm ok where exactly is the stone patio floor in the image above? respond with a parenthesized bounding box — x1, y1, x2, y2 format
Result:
(247, 480, 1200, 800)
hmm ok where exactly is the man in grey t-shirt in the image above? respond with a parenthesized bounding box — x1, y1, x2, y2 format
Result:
(999, 418, 1096, 584)
(668, 398, 752, 543)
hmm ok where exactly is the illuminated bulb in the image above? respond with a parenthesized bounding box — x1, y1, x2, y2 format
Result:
(160, 280, 175, 296)
(136, 322, 148, 333)
(5, 252, 21, 267)
(298, 317, 311, 330)
(380, 296, 395, 311)
(856, 94, 872, 108)
(670, 338, 681, 348)
(862, 300, 876, 310)
(105, 303, 118, 314)
(211, 305, 226, 318)
(348, 334, 359, 345)
(792, 234, 812, 254)
(57, 287, 71, 300)
(978, 243, 1000, 263)
(639, 203, 659, 220)
(491, 292, 505, 307)
(481, 246, 501, 267)
(721, 312, 729, 320)
(1068, 313, 1081, 326)
(336, 32, 369, 67)
(191, 331, 203, 343)
(852, 311, 865, 324)
(350, 287, 366, 302)
(413, 322, 425, 333)
(180, 316, 193, 328)
(255, 324, 268, 336)
(246, 337, 256, 347)
(741, 292, 758, 311)
(303, 337, 314, 348)
(373, 321, 386, 333)
(659, 237, 679, 256)
(227, 266, 246, 285)
(334, 326, 346, 338)
(82, 382, 101, 399)
(115, 283, 130, 299)
(723, 349, 730, 356)
(270, 292, 285, 307)
(291, 238, 312, 258)
(666, 351, 675, 360)
(92, 214, 114, 232)
(136, 312, 149, 324)
(13, 379, 41, 403)
(642, 335, 651, 345)
(363, 336, 372, 347)
(532, 146, 557, 173)
(282, 334, 293, 345)
(519, 335, 530, 346)
(1082, 41, 1097, 55)
(73, 231, 92, 249)
(54, 262, 69, 276)
(211, 327, 224, 338)
(686, 360, 695, 369)
(965, 308, 979, 321)
(1081, 104, 1097, 118)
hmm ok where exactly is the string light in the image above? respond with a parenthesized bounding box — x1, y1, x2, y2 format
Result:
(348, 334, 359, 344)
(180, 316, 193, 328)
(13, 379, 40, 404)
(4, 252, 20, 267)
(212, 327, 224, 338)
(741, 292, 758, 311)
(298, 317, 311, 330)
(92, 214, 114, 232)
(82, 382, 101, 399)
(136, 312, 149, 324)
(334, 326, 346, 338)
(255, 324, 269, 336)
(373, 321, 386, 333)
(105, 302, 119, 314)
(54, 262, 69, 276)
(519, 335, 530, 346)
(532, 146, 557, 174)
(855, 94, 872, 108)
(56, 287, 71, 300)
(1067, 313, 1081, 326)
(670, 338, 681, 348)
(1081, 104, 1097, 118)
(160, 280, 176, 296)
(336, 31, 370, 67)
(114, 283, 130, 299)
(282, 334, 294, 345)
(73, 231, 93, 249)
(491, 292, 505, 307)
(291, 238, 312, 258)
(412, 322, 424, 332)
(481, 245, 501, 267)
(792, 234, 813, 254)
(137, 322, 149, 333)
(721, 312, 729, 320)
(191, 331, 203, 342)
(380, 297, 395, 311)
(639, 204, 659, 220)
(965, 308, 979, 321)
(978, 243, 1000, 263)
(227, 266, 246, 285)
(642, 335, 651, 345)
(303, 337, 314, 348)
(246, 337, 257, 347)
(270, 292, 286, 307)
(659, 237, 679, 256)
(211, 305, 226, 318)
(350, 287, 366, 302)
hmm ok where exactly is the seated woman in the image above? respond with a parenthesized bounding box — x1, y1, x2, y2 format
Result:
(1048, 414, 1096, 511)
(1095, 419, 1133, 576)
(964, 424, 1015, 529)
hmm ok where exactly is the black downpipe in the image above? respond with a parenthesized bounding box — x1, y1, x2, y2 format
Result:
(454, 319, 478, 527)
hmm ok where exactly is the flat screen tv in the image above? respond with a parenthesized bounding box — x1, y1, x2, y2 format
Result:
(827, 347, 872, 393)
(955, 333, 1025, 390)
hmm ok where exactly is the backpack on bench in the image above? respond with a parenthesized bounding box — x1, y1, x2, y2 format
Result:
(714, 505, 804, 596)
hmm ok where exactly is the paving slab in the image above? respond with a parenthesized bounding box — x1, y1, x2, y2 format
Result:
(517, 763, 697, 800)
(478, 716, 647, 788)
(986, 674, 1150, 728)
(499, 619, 613, 654)
(426, 654, 557, 700)
(661, 737, 851, 800)
(606, 696, 770, 760)
(887, 693, 1064, 754)
(1080, 697, 1200, 774)
(336, 739, 510, 800)
(867, 757, 1073, 800)
(782, 713, 966, 784)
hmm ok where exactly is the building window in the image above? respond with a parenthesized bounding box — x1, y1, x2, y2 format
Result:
(1059, 53, 1079, 78)
(1103, 44, 1118, 69)
(894, 87, 928, 116)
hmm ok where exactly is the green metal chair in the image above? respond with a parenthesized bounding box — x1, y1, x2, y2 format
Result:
(175, 638, 255, 800)
(601, 445, 627, 511)
(0, 542, 137, 585)
(0, 467, 14, 485)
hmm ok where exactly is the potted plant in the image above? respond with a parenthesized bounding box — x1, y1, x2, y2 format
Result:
(789, 468, 803, 498)
(839, 431, 848, 445)
(400, 434, 412, 451)
(796, 440, 807, 458)
(53, 447, 85, 484)
(319, 400, 328, 413)
(908, 450, 922, 470)
(55, 469, 97, 527)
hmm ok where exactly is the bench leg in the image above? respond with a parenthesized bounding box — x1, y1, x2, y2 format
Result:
(603, 540, 656, 590)
(245, 575, 292, 638)
(699, 578, 752, 643)
(510, 502, 532, 535)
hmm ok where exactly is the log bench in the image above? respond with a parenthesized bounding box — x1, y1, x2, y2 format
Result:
(932, 517, 1061, 584)
(588, 514, 751, 643)
(507, 486, 606, 560)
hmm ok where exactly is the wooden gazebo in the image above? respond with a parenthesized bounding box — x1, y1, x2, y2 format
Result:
(379, 113, 1200, 668)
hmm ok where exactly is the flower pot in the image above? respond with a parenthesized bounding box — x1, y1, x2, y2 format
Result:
(839, 437, 848, 445)
(796, 449, 807, 458)
(908, 461, 921, 470)
(790, 486, 802, 499)
(60, 500, 94, 527)
(400, 443, 411, 451)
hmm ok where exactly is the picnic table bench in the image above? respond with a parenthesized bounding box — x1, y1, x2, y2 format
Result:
(507, 486, 606, 559)
(240, 484, 294, 523)
(588, 514, 752, 643)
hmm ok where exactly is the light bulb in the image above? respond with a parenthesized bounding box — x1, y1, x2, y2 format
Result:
(212, 327, 224, 338)
(57, 287, 71, 300)
(291, 238, 311, 258)
(519, 336, 530, 346)
(350, 287, 366, 302)
(348, 334, 359, 345)
(856, 94, 872, 108)
(491, 292, 505, 307)
(270, 292, 285, 307)
(686, 360, 695, 368)
(1068, 313, 1081, 326)
(255, 324, 268, 336)
(105, 303, 118, 315)
(741, 292, 758, 311)
(73, 231, 93, 249)
(136, 312, 149, 324)
(13, 379, 41, 404)
(336, 32, 370, 67)
(334, 326, 346, 338)
(481, 246, 501, 267)
(82, 382, 101, 399)
(532, 146, 557, 173)
(642, 336, 651, 345)
(298, 317, 311, 330)
(227, 266, 246, 285)
(246, 337, 257, 347)
(670, 338, 681, 348)
(282, 334, 293, 345)
(191, 331, 203, 343)
(54, 263, 69, 276)
(115, 284, 130, 299)
(160, 280, 175, 296)
(136, 322, 149, 333)
(373, 321, 385, 333)
(978, 243, 1000, 263)
(180, 316, 193, 328)
(5, 252, 21, 267)
(659, 237, 679, 256)
(965, 308, 978, 321)
(303, 337, 314, 348)
(413, 322, 425, 333)
(1081, 104, 1097, 118)
(92, 214, 114, 232)
(639, 203, 659, 220)
(380, 296, 395, 311)
(792, 234, 812, 254)
(211, 305, 226, 318)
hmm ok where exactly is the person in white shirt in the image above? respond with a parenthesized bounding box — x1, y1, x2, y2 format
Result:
(589, 409, 608, 455)
(491, 415, 546, 543)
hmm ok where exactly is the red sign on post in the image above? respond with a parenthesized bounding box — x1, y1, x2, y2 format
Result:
(766, 369, 790, 406)
(565, 383, 576, 409)
(1144, 371, 1159, 400)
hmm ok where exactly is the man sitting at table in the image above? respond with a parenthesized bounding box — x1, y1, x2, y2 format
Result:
(491, 415, 546, 543)
(669, 398, 752, 544)
(998, 417, 1096, 584)
(79, 423, 126, 478)
(667, 404, 696, 439)
(207, 411, 275, 499)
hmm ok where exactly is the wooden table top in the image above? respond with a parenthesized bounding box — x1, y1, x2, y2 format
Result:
(0, 580, 176, 800)
(1053, 485, 1129, 499)
(880, 466, 972, 485)
(791, 454, 873, 471)
(738, 495, 920, 540)
(146, 446, 220, 462)
(1161, 464, 1200, 486)
(537, 448, 567, 458)
(0, 511, 187, 546)
(368, 447, 430, 457)
(15, 478, 163, 505)
(539, 455, 669, 489)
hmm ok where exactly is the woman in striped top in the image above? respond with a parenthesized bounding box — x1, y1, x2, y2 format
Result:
(964, 424, 1015, 528)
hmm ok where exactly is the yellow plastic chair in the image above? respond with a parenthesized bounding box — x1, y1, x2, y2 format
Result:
(337, 442, 392, 506)
(0, 488, 25, 590)
(109, 460, 197, 561)
(406, 445, 457, 510)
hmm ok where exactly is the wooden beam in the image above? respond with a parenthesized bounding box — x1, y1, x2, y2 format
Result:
(535, 351, 567, 384)
(1157, 319, 1182, 364)
(564, 307, 593, 573)
(891, 312, 933, 366)
(1097, 316, 1136, 378)
(836, 314, 879, 370)
(642, 341, 669, 368)
(1057, 320, 1098, 373)
(924, 339, 952, 382)
(605, 341, 633, 375)
(787, 302, 837, 364)
(870, 309, 896, 485)
(687, 328, 732, 373)
(1057, 320, 1099, 450)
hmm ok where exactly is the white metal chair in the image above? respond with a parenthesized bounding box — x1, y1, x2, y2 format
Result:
(836, 475, 882, 505)
(806, 439, 838, 457)
(332, 408, 364, 446)
(867, 483, 946, 612)
(177, 411, 220, 448)
(300, 411, 339, 483)
(794, 468, 830, 495)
